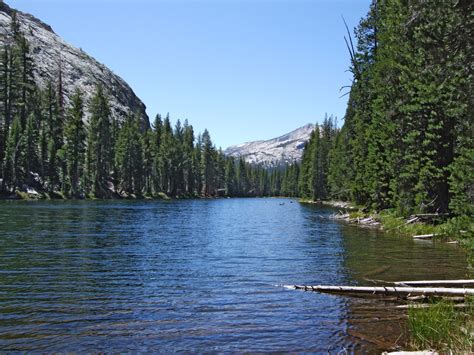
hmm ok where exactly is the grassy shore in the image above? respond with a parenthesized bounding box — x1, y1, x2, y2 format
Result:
(408, 299, 473, 352)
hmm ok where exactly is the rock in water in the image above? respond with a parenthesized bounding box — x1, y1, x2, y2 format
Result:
(225, 124, 315, 167)
(0, 2, 149, 125)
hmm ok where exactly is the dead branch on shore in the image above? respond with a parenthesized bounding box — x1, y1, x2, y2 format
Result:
(412, 233, 436, 239)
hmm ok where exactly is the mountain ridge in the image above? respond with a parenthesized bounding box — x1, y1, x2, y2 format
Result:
(225, 123, 315, 167)
(0, 1, 149, 125)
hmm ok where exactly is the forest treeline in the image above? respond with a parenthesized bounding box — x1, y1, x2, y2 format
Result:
(1, 1, 472, 211)
(298, 0, 472, 217)
(0, 12, 298, 199)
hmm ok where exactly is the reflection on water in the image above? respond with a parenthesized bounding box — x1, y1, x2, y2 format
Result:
(0, 199, 468, 352)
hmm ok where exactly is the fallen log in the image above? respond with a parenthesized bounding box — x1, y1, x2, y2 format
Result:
(412, 234, 436, 239)
(396, 303, 470, 309)
(286, 285, 474, 296)
(412, 213, 450, 218)
(394, 279, 474, 287)
(405, 216, 419, 224)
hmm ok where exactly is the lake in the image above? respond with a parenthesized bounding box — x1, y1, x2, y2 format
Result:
(0, 198, 468, 352)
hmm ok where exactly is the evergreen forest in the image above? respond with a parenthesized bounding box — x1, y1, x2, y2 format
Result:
(298, 0, 473, 219)
(0, 12, 295, 199)
(1, 0, 472, 220)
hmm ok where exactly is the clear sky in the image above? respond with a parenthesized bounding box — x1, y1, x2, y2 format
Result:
(8, 0, 370, 149)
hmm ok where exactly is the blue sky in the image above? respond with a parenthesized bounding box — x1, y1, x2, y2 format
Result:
(8, 0, 370, 148)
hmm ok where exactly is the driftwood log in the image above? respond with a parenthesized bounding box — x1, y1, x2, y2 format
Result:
(412, 233, 436, 239)
(410, 213, 450, 222)
(396, 303, 470, 309)
(286, 285, 474, 296)
(394, 279, 474, 287)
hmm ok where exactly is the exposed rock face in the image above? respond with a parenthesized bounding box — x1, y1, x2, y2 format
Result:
(225, 123, 315, 167)
(0, 1, 149, 125)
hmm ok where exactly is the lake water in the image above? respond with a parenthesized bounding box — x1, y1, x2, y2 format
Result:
(0, 198, 468, 352)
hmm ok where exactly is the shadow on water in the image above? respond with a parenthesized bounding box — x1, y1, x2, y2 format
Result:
(0, 199, 468, 352)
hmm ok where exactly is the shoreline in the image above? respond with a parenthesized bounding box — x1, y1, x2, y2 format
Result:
(303, 199, 473, 353)
(299, 199, 358, 210)
(301, 198, 472, 275)
(0, 191, 295, 202)
(302, 199, 470, 244)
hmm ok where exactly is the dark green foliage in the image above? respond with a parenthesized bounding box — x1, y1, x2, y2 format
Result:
(236, 158, 249, 196)
(299, 116, 337, 200)
(64, 89, 86, 197)
(141, 128, 154, 196)
(281, 162, 299, 197)
(449, 146, 474, 217)
(0, 13, 37, 192)
(5, 0, 470, 211)
(86, 85, 112, 197)
(182, 120, 195, 195)
(299, 0, 473, 220)
(115, 114, 143, 196)
(0, 10, 294, 199)
(24, 112, 39, 182)
(3, 116, 24, 189)
(44, 81, 61, 191)
(201, 129, 216, 196)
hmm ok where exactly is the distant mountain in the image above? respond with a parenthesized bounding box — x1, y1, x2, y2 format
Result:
(225, 124, 315, 167)
(0, 1, 148, 125)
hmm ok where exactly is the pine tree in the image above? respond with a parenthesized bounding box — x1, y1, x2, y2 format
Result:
(225, 157, 236, 196)
(216, 149, 226, 196)
(327, 126, 349, 201)
(173, 119, 185, 195)
(236, 158, 248, 196)
(24, 112, 39, 184)
(43, 81, 62, 191)
(86, 85, 112, 197)
(115, 113, 143, 196)
(158, 115, 174, 195)
(16, 36, 35, 129)
(4, 116, 24, 190)
(142, 128, 154, 196)
(64, 89, 86, 197)
(201, 129, 215, 196)
(299, 130, 315, 199)
(0, 46, 9, 180)
(38, 89, 49, 184)
(183, 120, 195, 195)
(151, 113, 163, 194)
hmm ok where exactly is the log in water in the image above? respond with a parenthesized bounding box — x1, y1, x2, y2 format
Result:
(394, 279, 474, 287)
(288, 284, 474, 296)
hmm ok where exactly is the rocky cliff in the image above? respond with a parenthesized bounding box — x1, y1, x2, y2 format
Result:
(225, 124, 315, 167)
(0, 1, 149, 125)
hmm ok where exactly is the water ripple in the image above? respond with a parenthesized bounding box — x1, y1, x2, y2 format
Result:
(0, 198, 468, 352)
